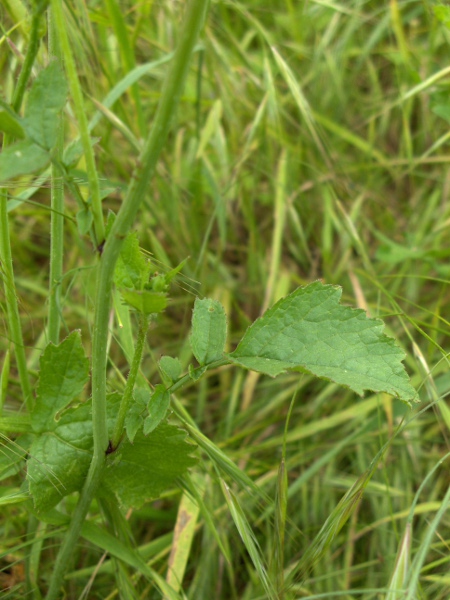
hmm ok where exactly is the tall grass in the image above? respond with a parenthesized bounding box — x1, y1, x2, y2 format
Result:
(1, 0, 450, 598)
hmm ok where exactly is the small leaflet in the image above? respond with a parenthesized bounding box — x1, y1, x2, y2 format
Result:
(190, 298, 227, 365)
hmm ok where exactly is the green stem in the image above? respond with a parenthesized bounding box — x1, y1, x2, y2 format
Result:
(45, 1, 209, 597)
(111, 313, 150, 449)
(47, 6, 65, 345)
(50, 0, 105, 247)
(0, 3, 47, 410)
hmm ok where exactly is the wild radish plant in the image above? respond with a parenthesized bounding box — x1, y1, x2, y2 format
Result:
(0, 0, 417, 598)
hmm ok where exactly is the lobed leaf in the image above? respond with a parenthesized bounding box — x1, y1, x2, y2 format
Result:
(190, 298, 227, 365)
(229, 282, 417, 404)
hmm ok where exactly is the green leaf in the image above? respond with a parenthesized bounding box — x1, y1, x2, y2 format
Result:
(23, 61, 68, 150)
(0, 140, 50, 182)
(31, 331, 90, 433)
(115, 232, 151, 290)
(159, 356, 182, 384)
(76, 206, 94, 236)
(190, 298, 227, 365)
(0, 101, 25, 138)
(188, 364, 206, 381)
(120, 289, 168, 314)
(27, 394, 121, 513)
(143, 385, 170, 434)
(103, 424, 197, 509)
(27, 402, 93, 513)
(229, 282, 417, 404)
(125, 388, 148, 443)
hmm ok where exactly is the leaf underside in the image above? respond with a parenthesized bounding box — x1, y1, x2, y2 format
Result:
(229, 282, 417, 403)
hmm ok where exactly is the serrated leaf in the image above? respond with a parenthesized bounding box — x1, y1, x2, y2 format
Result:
(115, 232, 151, 290)
(120, 289, 168, 314)
(159, 356, 182, 383)
(31, 331, 90, 433)
(190, 298, 227, 365)
(143, 385, 170, 434)
(0, 140, 50, 182)
(27, 402, 93, 512)
(103, 424, 197, 509)
(229, 282, 417, 404)
(23, 62, 67, 150)
(27, 394, 121, 513)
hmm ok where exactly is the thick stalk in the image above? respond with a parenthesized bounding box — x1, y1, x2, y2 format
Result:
(111, 313, 149, 449)
(45, 1, 209, 597)
(50, 0, 105, 246)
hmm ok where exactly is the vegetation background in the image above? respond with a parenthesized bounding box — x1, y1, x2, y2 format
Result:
(1, 0, 450, 598)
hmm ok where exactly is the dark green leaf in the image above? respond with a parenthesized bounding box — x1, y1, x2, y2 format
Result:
(229, 282, 417, 404)
(27, 402, 93, 513)
(103, 424, 197, 509)
(27, 394, 121, 513)
(190, 298, 227, 365)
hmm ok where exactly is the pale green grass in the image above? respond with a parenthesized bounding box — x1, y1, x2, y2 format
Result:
(1, 0, 450, 598)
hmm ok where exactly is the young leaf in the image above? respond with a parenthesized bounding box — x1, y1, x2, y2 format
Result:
(0, 140, 50, 182)
(120, 289, 168, 314)
(114, 232, 151, 290)
(159, 356, 182, 384)
(23, 61, 68, 150)
(190, 298, 227, 365)
(143, 384, 171, 434)
(229, 282, 417, 404)
(103, 424, 197, 509)
(31, 331, 90, 434)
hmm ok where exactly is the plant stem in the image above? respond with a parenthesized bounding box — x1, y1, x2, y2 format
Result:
(50, 0, 105, 247)
(0, 2, 47, 410)
(47, 6, 65, 345)
(45, 1, 209, 596)
(111, 313, 150, 449)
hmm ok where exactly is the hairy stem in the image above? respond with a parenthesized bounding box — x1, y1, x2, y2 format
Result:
(50, 0, 105, 246)
(45, 0, 209, 596)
